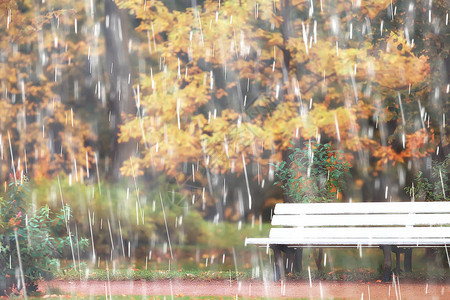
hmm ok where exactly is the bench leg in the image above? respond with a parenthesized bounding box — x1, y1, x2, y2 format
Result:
(272, 245, 283, 281)
(282, 247, 302, 273)
(382, 245, 392, 282)
(294, 248, 303, 272)
(404, 248, 412, 272)
(284, 247, 295, 273)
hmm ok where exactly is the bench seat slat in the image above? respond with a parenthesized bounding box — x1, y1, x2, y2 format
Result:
(245, 237, 450, 247)
(269, 227, 450, 239)
(274, 201, 450, 215)
(271, 213, 450, 227)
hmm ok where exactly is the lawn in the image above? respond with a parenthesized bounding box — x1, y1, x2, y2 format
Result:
(54, 247, 449, 282)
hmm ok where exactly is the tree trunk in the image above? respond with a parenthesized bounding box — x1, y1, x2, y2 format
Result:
(104, 0, 136, 181)
(315, 248, 323, 271)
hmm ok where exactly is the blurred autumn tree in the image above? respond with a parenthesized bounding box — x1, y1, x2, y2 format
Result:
(0, 0, 100, 181)
(0, 0, 447, 220)
(0, 0, 138, 183)
(116, 0, 448, 218)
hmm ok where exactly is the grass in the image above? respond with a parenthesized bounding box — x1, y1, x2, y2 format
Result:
(286, 268, 450, 282)
(55, 269, 253, 281)
(53, 247, 449, 283)
(54, 267, 450, 283)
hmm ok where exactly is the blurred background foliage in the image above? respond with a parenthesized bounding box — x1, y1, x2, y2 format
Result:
(30, 175, 271, 270)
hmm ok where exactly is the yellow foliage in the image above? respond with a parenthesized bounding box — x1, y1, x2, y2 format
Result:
(115, 0, 440, 203)
(0, 0, 96, 180)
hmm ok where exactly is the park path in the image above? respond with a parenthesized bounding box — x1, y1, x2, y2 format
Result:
(41, 279, 450, 299)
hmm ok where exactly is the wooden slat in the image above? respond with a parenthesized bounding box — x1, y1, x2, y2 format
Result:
(269, 227, 450, 239)
(271, 213, 450, 227)
(245, 237, 450, 247)
(274, 202, 450, 215)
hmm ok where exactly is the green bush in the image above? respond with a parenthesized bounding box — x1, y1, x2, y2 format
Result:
(0, 177, 88, 295)
(405, 154, 449, 201)
(403, 154, 449, 269)
(275, 141, 351, 203)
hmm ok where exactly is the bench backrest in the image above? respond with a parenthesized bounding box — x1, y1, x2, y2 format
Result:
(268, 202, 450, 242)
(271, 202, 450, 227)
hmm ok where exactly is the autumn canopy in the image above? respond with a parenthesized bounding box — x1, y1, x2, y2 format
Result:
(0, 0, 448, 215)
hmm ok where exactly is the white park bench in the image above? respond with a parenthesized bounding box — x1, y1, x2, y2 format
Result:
(245, 201, 450, 282)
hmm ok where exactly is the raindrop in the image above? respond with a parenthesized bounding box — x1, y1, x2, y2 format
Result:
(335, 113, 341, 142)
(350, 23, 353, 39)
(6, 9, 11, 30)
(308, 266, 312, 287)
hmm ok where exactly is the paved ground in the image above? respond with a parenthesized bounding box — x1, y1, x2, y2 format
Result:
(42, 279, 450, 299)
